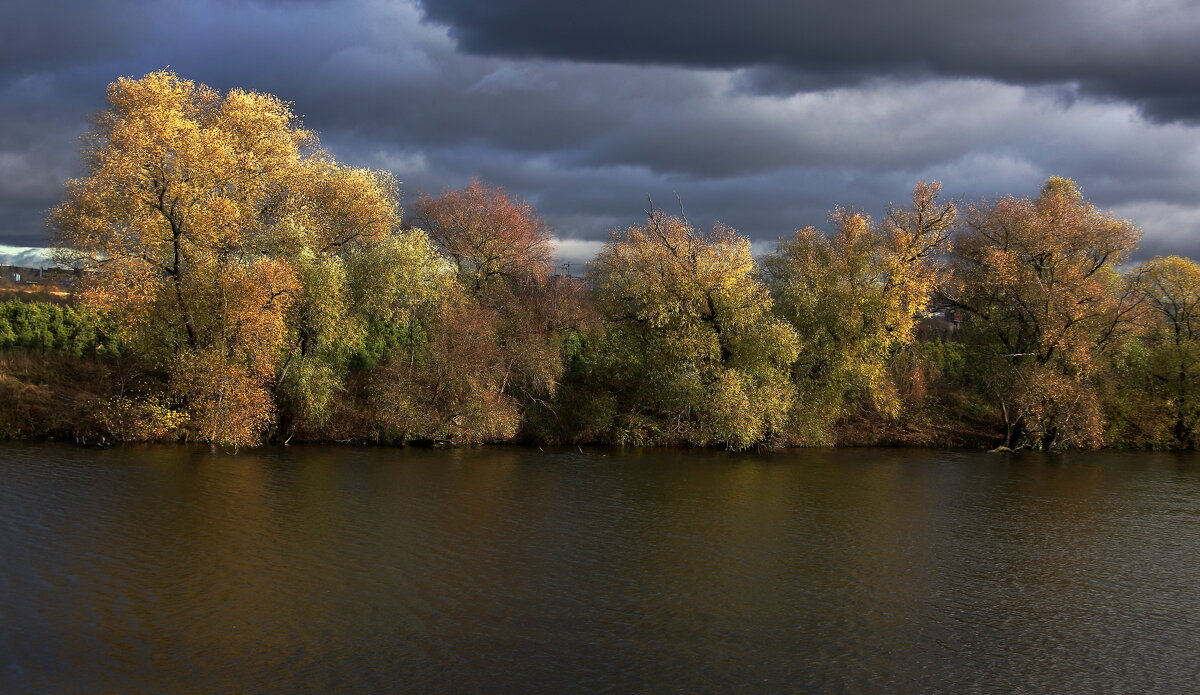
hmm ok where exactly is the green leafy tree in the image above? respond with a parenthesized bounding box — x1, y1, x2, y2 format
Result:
(587, 210, 798, 449)
(763, 182, 955, 442)
(1126, 256, 1200, 447)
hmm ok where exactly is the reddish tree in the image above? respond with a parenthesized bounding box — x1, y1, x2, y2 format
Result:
(413, 178, 554, 295)
(413, 179, 597, 440)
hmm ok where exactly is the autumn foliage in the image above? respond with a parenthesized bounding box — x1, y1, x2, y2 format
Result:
(5, 71, 1200, 450)
(414, 178, 554, 292)
(584, 211, 797, 447)
(939, 177, 1140, 448)
(762, 182, 956, 442)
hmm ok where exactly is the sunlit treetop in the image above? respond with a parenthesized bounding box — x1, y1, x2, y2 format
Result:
(46, 70, 408, 449)
(413, 178, 554, 296)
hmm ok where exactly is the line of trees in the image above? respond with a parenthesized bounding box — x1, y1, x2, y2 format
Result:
(3, 70, 1199, 450)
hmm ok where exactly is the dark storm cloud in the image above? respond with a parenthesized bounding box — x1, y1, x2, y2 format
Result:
(0, 1, 150, 81)
(417, 0, 1200, 121)
(0, 0, 1199, 260)
(0, 71, 101, 245)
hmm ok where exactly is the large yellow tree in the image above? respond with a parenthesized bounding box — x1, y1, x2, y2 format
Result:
(51, 71, 401, 448)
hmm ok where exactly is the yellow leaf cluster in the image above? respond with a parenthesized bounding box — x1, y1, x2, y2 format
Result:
(49, 70, 405, 447)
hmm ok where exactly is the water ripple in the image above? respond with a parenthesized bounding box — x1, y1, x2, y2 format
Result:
(2, 443, 1199, 693)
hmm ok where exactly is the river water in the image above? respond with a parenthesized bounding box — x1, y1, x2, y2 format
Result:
(1, 443, 1198, 694)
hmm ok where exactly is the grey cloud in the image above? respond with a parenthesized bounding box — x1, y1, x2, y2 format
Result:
(417, 0, 1200, 121)
(0, 1, 155, 83)
(0, 0, 1199, 261)
(1111, 202, 1200, 260)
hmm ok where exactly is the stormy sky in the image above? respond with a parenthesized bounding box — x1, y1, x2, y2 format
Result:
(2, 0, 1199, 265)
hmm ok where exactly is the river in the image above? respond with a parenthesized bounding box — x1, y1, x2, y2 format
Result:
(2, 442, 1198, 693)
